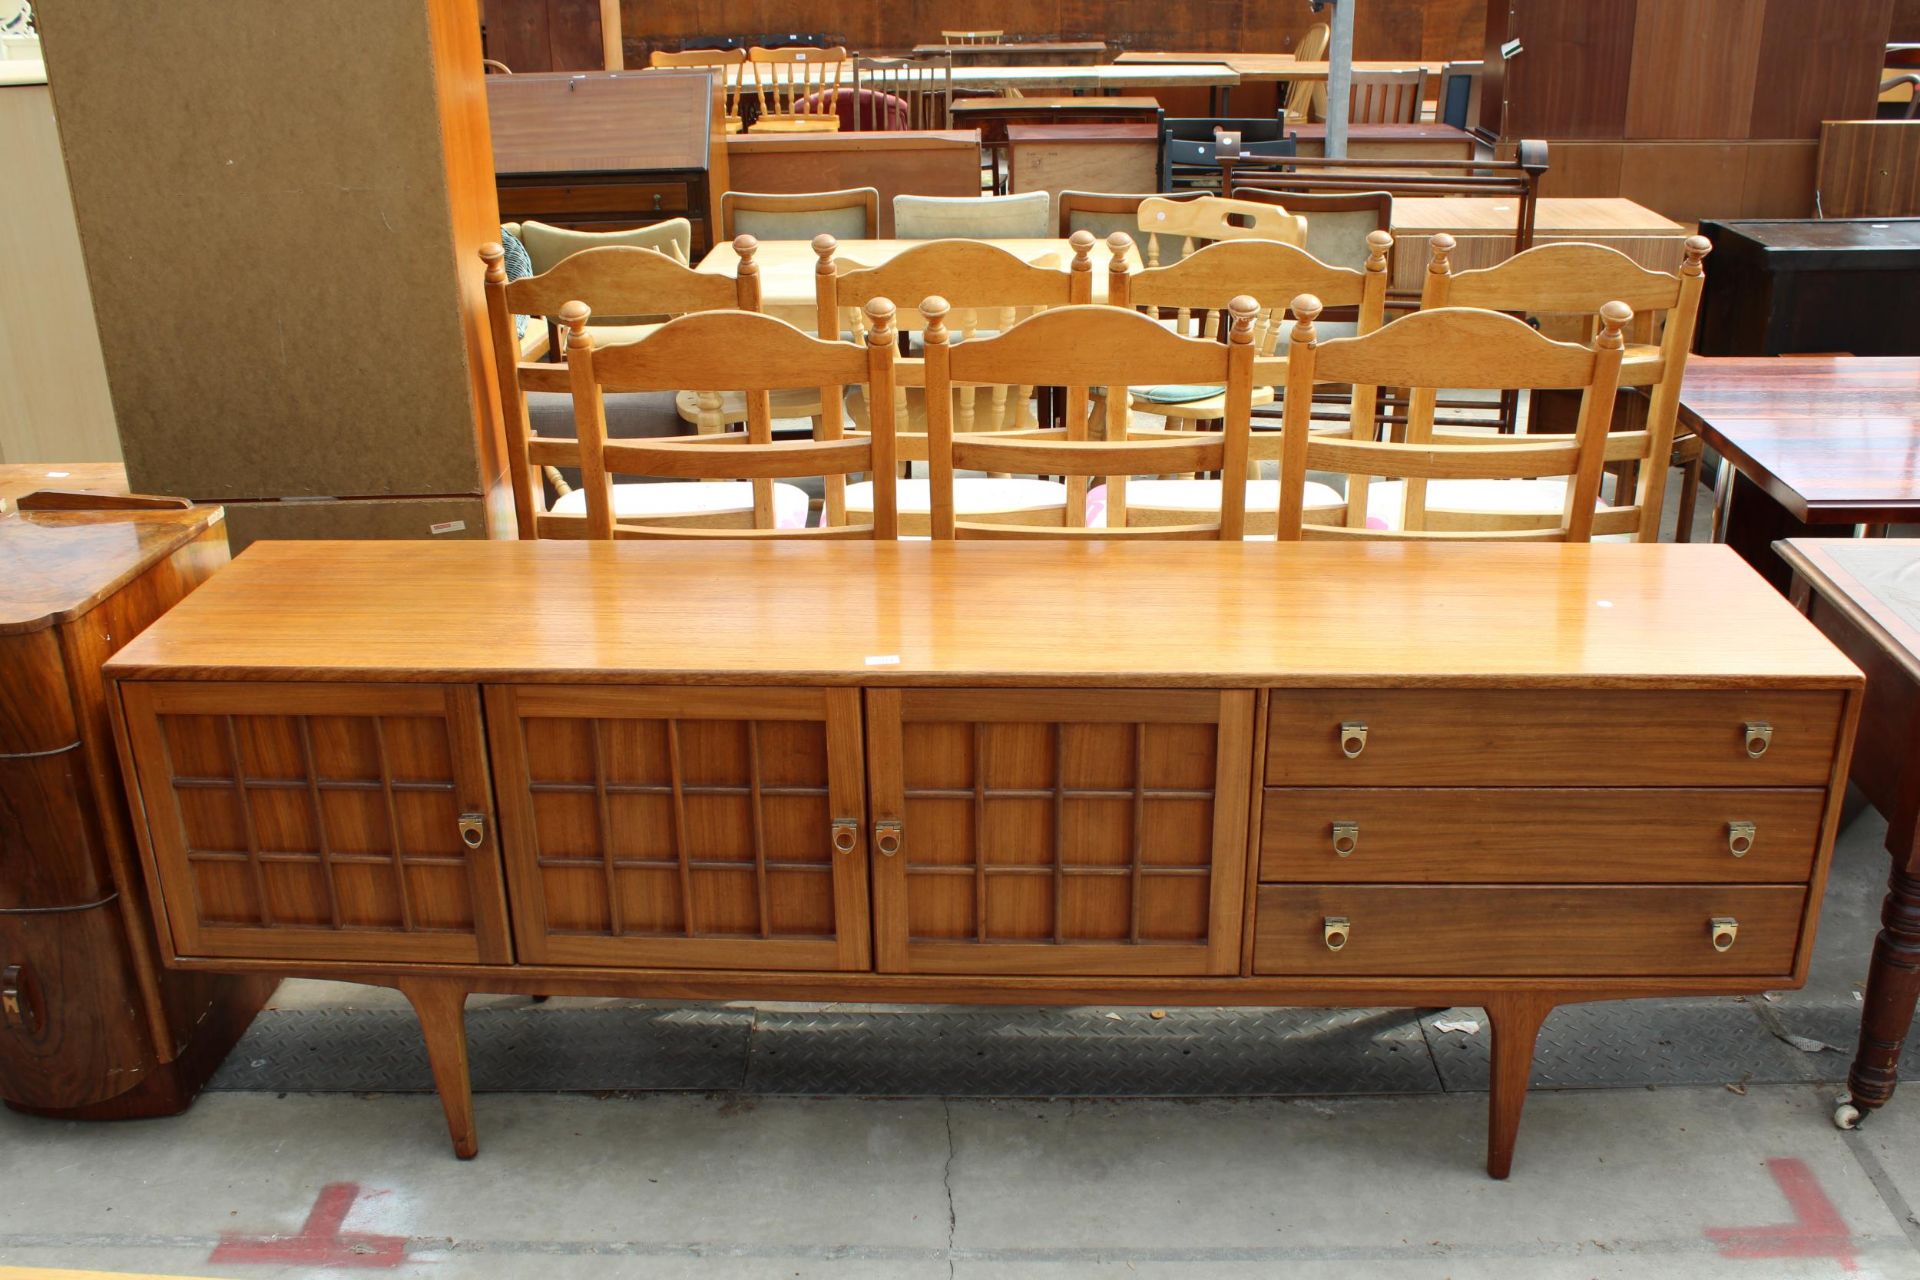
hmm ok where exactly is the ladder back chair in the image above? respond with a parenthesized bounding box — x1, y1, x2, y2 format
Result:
(560, 300, 900, 539)
(747, 45, 848, 132)
(1109, 231, 1393, 531)
(815, 231, 1099, 534)
(1348, 67, 1425, 124)
(483, 240, 768, 540)
(941, 30, 1005, 44)
(1135, 195, 1308, 266)
(649, 47, 748, 132)
(1273, 296, 1630, 541)
(852, 55, 953, 130)
(1421, 233, 1713, 541)
(1285, 22, 1331, 122)
(923, 297, 1259, 539)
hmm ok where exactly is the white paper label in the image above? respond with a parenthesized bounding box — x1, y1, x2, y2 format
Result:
(864, 655, 901, 666)
(429, 520, 467, 535)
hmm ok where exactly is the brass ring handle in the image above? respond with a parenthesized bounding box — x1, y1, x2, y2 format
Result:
(1743, 721, 1773, 758)
(458, 814, 486, 849)
(831, 819, 859, 855)
(1338, 722, 1368, 759)
(874, 820, 903, 858)
(1331, 821, 1359, 857)
(1323, 916, 1350, 952)
(1727, 821, 1755, 857)
(1710, 916, 1739, 953)
(2, 963, 41, 1035)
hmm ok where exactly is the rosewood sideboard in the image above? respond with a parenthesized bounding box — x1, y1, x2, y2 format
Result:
(2, 502, 271, 1118)
(102, 541, 1861, 1178)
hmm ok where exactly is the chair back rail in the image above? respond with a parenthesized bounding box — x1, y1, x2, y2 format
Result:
(748, 45, 849, 129)
(1136, 195, 1307, 266)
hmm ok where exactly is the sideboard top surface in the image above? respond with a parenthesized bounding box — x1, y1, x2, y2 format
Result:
(0, 506, 223, 635)
(101, 541, 1861, 689)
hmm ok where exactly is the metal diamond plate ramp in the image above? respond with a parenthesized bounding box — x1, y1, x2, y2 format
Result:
(741, 1006, 1442, 1096)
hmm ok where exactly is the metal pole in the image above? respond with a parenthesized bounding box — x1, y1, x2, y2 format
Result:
(1325, 0, 1354, 159)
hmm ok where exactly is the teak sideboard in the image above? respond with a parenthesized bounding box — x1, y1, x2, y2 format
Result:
(102, 541, 1862, 1178)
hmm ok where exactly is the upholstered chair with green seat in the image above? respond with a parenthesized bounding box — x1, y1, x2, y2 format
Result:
(893, 191, 1051, 240)
(720, 188, 878, 242)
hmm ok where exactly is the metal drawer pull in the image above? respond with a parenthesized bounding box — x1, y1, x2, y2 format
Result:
(458, 814, 486, 849)
(1332, 821, 1359, 857)
(1742, 721, 1773, 758)
(2, 963, 40, 1034)
(1727, 821, 1756, 857)
(1710, 916, 1739, 953)
(831, 818, 860, 855)
(1338, 722, 1368, 758)
(874, 820, 903, 858)
(1323, 916, 1351, 951)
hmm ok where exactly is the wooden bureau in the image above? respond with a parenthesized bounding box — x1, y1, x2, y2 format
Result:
(102, 541, 1861, 1177)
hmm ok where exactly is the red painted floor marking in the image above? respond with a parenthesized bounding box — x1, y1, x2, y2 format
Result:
(211, 1181, 408, 1269)
(1704, 1157, 1856, 1272)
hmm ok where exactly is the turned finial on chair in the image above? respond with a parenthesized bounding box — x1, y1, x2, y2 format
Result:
(734, 234, 759, 278)
(1365, 229, 1393, 275)
(1597, 300, 1632, 350)
(1681, 234, 1712, 277)
(1107, 231, 1134, 277)
(1069, 229, 1095, 274)
(480, 242, 506, 283)
(559, 300, 592, 351)
(812, 233, 837, 276)
(1288, 293, 1323, 346)
(864, 296, 896, 346)
(1427, 232, 1456, 276)
(1228, 295, 1260, 345)
(920, 295, 951, 346)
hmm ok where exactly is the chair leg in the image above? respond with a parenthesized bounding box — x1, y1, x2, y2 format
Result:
(398, 978, 477, 1159)
(1674, 457, 1702, 543)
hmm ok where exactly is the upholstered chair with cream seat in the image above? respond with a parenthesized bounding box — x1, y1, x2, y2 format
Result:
(893, 191, 1053, 239)
(720, 188, 879, 242)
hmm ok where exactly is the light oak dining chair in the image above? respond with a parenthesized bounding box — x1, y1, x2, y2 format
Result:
(1272, 296, 1629, 540)
(1421, 233, 1712, 541)
(941, 30, 1005, 44)
(649, 47, 748, 132)
(852, 55, 954, 130)
(1285, 21, 1331, 122)
(747, 45, 848, 132)
(483, 237, 824, 539)
(1135, 195, 1308, 266)
(923, 297, 1259, 538)
(560, 300, 900, 538)
(1348, 68, 1425, 125)
(816, 230, 1098, 534)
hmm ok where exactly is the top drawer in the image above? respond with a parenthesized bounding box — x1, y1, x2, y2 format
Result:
(1266, 689, 1844, 787)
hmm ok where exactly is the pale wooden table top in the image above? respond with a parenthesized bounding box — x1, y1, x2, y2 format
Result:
(1112, 53, 1447, 81)
(725, 63, 1237, 90)
(696, 237, 1142, 326)
(1391, 197, 1686, 236)
(107, 541, 1860, 689)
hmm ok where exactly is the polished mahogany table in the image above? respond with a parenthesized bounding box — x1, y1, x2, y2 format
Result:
(1676, 357, 1920, 591)
(1780, 540, 1920, 1129)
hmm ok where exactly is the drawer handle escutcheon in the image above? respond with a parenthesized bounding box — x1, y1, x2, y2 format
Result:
(458, 814, 486, 849)
(874, 820, 903, 857)
(1727, 821, 1756, 857)
(1710, 916, 1739, 952)
(2, 963, 40, 1035)
(1743, 722, 1773, 758)
(1323, 916, 1351, 951)
(1338, 722, 1368, 759)
(1331, 821, 1359, 857)
(831, 818, 860, 855)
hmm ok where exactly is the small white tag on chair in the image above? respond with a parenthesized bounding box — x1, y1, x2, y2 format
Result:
(429, 520, 468, 535)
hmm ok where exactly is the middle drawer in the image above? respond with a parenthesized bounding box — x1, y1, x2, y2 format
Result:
(1259, 788, 1826, 884)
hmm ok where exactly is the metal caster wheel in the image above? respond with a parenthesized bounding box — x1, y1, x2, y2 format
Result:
(1834, 1096, 1863, 1131)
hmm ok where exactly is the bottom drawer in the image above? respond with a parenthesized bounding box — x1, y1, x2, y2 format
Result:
(0, 901, 154, 1110)
(1252, 885, 1807, 977)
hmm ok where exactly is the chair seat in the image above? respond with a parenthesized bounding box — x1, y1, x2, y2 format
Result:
(1094, 478, 1343, 527)
(1366, 478, 1631, 541)
(675, 388, 827, 430)
(551, 481, 812, 528)
(845, 476, 1068, 516)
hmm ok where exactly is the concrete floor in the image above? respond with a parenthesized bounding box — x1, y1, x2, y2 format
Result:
(0, 798, 1916, 1279)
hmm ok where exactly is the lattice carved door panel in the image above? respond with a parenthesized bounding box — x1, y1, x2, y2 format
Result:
(868, 690, 1253, 975)
(488, 686, 871, 970)
(118, 682, 509, 964)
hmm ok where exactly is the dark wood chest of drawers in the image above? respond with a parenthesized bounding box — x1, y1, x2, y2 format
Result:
(1699, 218, 1920, 356)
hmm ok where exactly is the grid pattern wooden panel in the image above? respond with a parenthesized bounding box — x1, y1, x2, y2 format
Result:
(118, 683, 509, 964)
(489, 686, 870, 970)
(869, 689, 1252, 976)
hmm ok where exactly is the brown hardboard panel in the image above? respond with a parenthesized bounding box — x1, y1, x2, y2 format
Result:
(1618, 141, 1750, 223)
(220, 496, 496, 555)
(1816, 123, 1920, 218)
(1748, 0, 1892, 140)
(35, 0, 490, 503)
(1740, 140, 1818, 218)
(1623, 0, 1763, 141)
(1491, 0, 1636, 139)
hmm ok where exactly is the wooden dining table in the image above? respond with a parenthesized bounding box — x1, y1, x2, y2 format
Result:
(695, 236, 1143, 330)
(1677, 357, 1920, 592)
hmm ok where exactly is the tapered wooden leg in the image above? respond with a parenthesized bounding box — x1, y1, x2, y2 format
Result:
(1847, 867, 1920, 1120)
(1674, 456, 1702, 543)
(1484, 993, 1556, 1180)
(398, 979, 477, 1159)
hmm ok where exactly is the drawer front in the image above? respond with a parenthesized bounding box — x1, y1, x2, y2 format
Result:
(497, 181, 694, 219)
(1253, 885, 1806, 977)
(1265, 689, 1843, 787)
(1259, 788, 1827, 884)
(0, 901, 153, 1110)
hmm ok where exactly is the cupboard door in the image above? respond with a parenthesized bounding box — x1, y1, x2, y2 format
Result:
(118, 682, 509, 965)
(488, 686, 870, 971)
(868, 690, 1254, 976)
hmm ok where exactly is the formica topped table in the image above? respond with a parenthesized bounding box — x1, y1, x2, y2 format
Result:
(1678, 357, 1920, 590)
(103, 540, 1860, 1178)
(1780, 539, 1920, 1130)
